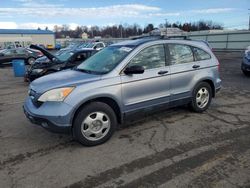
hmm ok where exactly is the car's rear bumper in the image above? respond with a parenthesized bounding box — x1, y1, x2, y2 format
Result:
(241, 61, 250, 72)
(214, 78, 222, 95)
(216, 86, 221, 93)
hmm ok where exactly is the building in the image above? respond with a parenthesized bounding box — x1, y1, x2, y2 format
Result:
(0, 29, 55, 49)
(188, 30, 250, 50)
(150, 28, 250, 50)
(150, 27, 187, 37)
(81, 32, 88, 39)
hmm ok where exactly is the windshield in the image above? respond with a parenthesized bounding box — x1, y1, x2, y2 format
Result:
(76, 46, 134, 74)
(78, 43, 89, 48)
(0, 49, 8, 54)
(85, 43, 95, 48)
(57, 51, 74, 61)
(67, 43, 77, 48)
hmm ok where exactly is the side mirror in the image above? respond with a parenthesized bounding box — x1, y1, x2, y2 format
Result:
(124, 65, 144, 75)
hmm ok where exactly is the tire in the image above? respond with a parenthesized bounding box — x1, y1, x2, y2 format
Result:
(27, 57, 35, 65)
(44, 70, 55, 75)
(190, 82, 212, 113)
(73, 102, 117, 146)
(242, 70, 250, 77)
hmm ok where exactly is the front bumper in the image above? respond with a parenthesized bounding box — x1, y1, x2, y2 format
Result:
(23, 97, 74, 134)
(24, 71, 45, 82)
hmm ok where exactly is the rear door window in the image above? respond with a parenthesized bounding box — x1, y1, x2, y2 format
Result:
(168, 44, 194, 65)
(98, 43, 104, 48)
(16, 48, 26, 55)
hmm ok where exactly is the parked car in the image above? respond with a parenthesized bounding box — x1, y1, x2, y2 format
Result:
(23, 38, 221, 146)
(37, 44, 46, 49)
(25, 45, 97, 81)
(0, 47, 43, 67)
(81, 42, 106, 51)
(46, 44, 54, 50)
(241, 46, 250, 76)
(55, 43, 61, 50)
(57, 42, 86, 53)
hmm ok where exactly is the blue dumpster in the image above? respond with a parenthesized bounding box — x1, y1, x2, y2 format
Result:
(12, 59, 26, 77)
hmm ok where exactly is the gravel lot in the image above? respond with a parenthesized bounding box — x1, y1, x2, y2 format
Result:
(0, 52, 250, 188)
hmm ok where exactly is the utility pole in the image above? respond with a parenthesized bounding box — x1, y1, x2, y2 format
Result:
(248, 9, 250, 30)
(120, 25, 122, 38)
(165, 19, 168, 36)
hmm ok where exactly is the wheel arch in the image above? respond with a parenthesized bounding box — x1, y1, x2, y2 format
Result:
(195, 78, 215, 97)
(71, 96, 122, 129)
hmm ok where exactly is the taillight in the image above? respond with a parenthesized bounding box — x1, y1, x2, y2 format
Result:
(217, 59, 220, 72)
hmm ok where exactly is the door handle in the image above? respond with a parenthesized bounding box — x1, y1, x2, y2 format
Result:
(158, 70, 168, 75)
(192, 65, 200, 69)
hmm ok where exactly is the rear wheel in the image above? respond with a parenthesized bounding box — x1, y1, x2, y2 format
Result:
(190, 82, 212, 113)
(73, 102, 117, 146)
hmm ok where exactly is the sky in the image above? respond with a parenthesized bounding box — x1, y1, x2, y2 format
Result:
(0, 0, 249, 30)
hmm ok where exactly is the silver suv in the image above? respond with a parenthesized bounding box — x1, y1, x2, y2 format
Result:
(23, 37, 221, 146)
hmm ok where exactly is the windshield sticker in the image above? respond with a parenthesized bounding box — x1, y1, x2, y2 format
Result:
(119, 47, 132, 52)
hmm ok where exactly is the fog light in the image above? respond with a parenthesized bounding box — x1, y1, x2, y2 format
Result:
(41, 122, 48, 128)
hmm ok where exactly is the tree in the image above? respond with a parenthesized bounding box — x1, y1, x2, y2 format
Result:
(53, 20, 223, 39)
(143, 24, 154, 33)
(164, 19, 171, 28)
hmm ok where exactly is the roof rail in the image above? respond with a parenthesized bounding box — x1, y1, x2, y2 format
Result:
(167, 35, 189, 40)
(131, 35, 163, 40)
(131, 34, 190, 40)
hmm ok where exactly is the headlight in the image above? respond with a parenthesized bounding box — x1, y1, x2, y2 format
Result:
(38, 87, 74, 102)
(32, 69, 44, 73)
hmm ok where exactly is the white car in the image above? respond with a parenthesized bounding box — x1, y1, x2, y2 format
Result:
(81, 42, 105, 51)
(245, 46, 250, 55)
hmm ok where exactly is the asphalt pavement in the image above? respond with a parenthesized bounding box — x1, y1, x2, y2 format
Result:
(0, 51, 249, 188)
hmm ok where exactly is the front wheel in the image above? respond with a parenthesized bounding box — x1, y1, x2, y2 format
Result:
(73, 102, 117, 146)
(27, 57, 35, 65)
(242, 70, 250, 77)
(190, 82, 212, 113)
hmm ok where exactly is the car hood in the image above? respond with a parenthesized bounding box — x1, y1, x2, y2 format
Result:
(31, 56, 54, 69)
(30, 69, 101, 94)
(30, 44, 56, 61)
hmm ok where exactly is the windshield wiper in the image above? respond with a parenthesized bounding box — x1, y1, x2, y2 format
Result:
(74, 68, 98, 74)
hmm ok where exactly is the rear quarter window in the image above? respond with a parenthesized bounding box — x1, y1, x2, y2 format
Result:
(193, 47, 211, 61)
